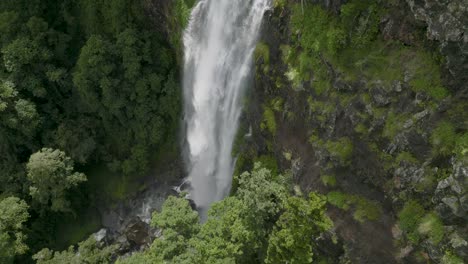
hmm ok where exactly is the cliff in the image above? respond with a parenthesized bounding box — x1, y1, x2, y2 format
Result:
(237, 0, 467, 262)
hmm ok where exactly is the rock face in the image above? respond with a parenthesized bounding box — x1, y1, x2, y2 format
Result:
(96, 160, 184, 254)
(435, 159, 468, 219)
(244, 0, 467, 263)
(405, 0, 468, 89)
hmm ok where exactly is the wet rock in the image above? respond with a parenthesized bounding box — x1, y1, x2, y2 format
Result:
(434, 159, 468, 219)
(397, 245, 414, 260)
(316, 231, 344, 259)
(94, 228, 109, 245)
(405, 0, 468, 88)
(333, 77, 354, 92)
(291, 157, 303, 180)
(393, 80, 403, 93)
(124, 217, 152, 247)
(370, 86, 391, 106)
(116, 235, 131, 253)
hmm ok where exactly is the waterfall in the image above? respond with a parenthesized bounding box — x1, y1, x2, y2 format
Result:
(183, 0, 271, 214)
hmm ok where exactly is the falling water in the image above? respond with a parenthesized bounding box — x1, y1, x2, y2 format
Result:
(183, 0, 271, 214)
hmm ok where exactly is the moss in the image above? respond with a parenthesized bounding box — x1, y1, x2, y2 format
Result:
(398, 200, 426, 244)
(321, 175, 337, 187)
(418, 212, 444, 244)
(327, 191, 350, 210)
(325, 137, 353, 166)
(395, 151, 418, 165)
(273, 0, 287, 9)
(280, 44, 292, 64)
(283, 151, 292, 161)
(309, 132, 324, 146)
(352, 196, 382, 223)
(254, 155, 279, 176)
(442, 251, 464, 264)
(327, 192, 382, 222)
(290, 5, 338, 55)
(340, 0, 382, 49)
(407, 50, 449, 101)
(285, 65, 302, 90)
(354, 123, 368, 135)
(307, 97, 334, 122)
(270, 97, 284, 112)
(261, 106, 277, 136)
(454, 133, 468, 160)
(254, 42, 270, 65)
(414, 171, 437, 193)
(383, 112, 408, 139)
(431, 121, 456, 156)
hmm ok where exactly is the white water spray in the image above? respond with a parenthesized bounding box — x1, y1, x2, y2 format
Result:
(183, 0, 271, 213)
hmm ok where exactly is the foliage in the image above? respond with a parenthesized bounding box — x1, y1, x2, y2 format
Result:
(261, 106, 277, 136)
(33, 236, 116, 264)
(431, 121, 456, 156)
(417, 212, 444, 245)
(352, 196, 382, 223)
(120, 164, 331, 263)
(395, 151, 418, 165)
(265, 193, 332, 264)
(340, 0, 381, 48)
(148, 196, 200, 262)
(0, 197, 29, 263)
(0, 0, 181, 258)
(255, 42, 270, 65)
(325, 137, 354, 166)
(321, 175, 337, 187)
(327, 192, 382, 222)
(327, 192, 350, 210)
(253, 155, 279, 176)
(398, 200, 426, 243)
(454, 133, 468, 160)
(27, 148, 87, 212)
(74, 29, 179, 176)
(407, 50, 448, 100)
(383, 112, 408, 139)
(273, 0, 287, 9)
(441, 251, 464, 264)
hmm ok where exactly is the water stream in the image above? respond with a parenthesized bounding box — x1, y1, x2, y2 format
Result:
(183, 0, 271, 215)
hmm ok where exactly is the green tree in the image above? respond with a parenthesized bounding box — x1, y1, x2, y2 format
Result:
(266, 193, 332, 264)
(26, 148, 87, 212)
(149, 195, 200, 262)
(0, 197, 30, 263)
(33, 235, 116, 264)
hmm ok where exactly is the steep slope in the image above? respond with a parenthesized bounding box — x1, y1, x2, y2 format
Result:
(236, 0, 467, 262)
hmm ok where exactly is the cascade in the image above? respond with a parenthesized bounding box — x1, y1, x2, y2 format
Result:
(183, 0, 271, 215)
